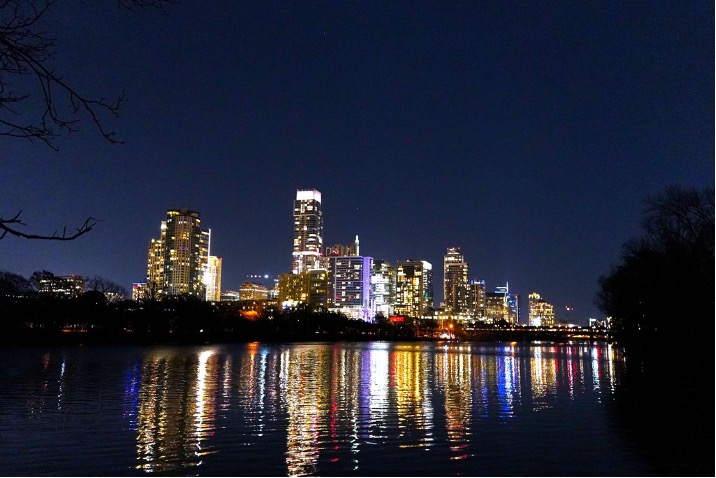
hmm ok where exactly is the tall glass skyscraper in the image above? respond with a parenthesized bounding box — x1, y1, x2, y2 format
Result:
(292, 189, 323, 274)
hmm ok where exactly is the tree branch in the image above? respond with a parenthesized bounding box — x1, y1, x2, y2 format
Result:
(0, 210, 97, 240)
(1, 0, 177, 148)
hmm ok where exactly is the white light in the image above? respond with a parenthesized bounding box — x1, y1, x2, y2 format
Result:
(296, 189, 322, 202)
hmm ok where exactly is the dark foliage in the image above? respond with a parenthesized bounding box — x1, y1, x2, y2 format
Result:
(596, 186, 714, 346)
(0, 288, 420, 345)
(0, 269, 34, 296)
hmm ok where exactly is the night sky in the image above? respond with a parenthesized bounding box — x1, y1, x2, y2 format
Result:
(2, 1, 713, 323)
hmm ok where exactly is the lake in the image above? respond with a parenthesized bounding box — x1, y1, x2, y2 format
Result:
(0, 341, 705, 476)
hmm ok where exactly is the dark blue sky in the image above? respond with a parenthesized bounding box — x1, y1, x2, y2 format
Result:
(2, 1, 713, 323)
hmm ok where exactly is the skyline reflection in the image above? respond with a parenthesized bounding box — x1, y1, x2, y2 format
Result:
(117, 341, 617, 475)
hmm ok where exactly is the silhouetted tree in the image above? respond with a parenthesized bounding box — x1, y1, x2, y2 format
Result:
(0, 270, 34, 296)
(28, 269, 53, 291)
(0, 210, 96, 240)
(596, 185, 714, 345)
(84, 275, 127, 302)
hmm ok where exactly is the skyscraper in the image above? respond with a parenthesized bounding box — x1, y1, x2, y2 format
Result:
(372, 259, 396, 318)
(204, 256, 222, 302)
(395, 260, 433, 317)
(146, 208, 210, 298)
(328, 255, 374, 321)
(468, 279, 486, 318)
(484, 283, 519, 324)
(292, 189, 323, 274)
(443, 246, 469, 312)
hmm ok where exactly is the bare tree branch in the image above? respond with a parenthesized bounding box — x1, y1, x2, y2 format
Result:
(0, 210, 97, 240)
(1, 0, 176, 149)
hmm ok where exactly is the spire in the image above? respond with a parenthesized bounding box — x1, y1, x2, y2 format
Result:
(355, 235, 359, 256)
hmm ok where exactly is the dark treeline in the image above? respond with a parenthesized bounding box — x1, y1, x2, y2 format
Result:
(0, 291, 434, 345)
(596, 185, 714, 476)
(596, 185, 714, 348)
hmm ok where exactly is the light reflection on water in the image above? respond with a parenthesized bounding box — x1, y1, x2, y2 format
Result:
(0, 341, 637, 476)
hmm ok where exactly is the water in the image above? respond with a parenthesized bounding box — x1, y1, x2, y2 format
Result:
(0, 342, 686, 475)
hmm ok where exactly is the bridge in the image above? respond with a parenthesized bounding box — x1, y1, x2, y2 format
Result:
(455, 326, 612, 343)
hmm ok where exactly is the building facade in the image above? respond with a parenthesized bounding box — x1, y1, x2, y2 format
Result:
(292, 189, 323, 275)
(484, 284, 519, 324)
(468, 279, 486, 318)
(220, 290, 241, 301)
(277, 270, 329, 308)
(328, 255, 374, 321)
(239, 281, 269, 301)
(39, 274, 84, 298)
(146, 208, 211, 299)
(395, 260, 433, 318)
(204, 256, 222, 302)
(372, 259, 396, 318)
(443, 246, 470, 312)
(325, 236, 359, 257)
(528, 292, 555, 326)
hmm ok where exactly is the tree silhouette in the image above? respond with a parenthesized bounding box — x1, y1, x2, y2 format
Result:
(596, 185, 714, 344)
(0, 210, 96, 240)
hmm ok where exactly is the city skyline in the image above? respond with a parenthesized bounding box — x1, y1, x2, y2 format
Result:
(2, 2, 712, 325)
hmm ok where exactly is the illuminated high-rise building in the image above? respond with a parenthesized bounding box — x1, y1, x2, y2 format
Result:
(146, 208, 210, 298)
(443, 247, 469, 312)
(395, 260, 433, 317)
(204, 256, 222, 302)
(328, 255, 374, 321)
(529, 292, 555, 326)
(484, 283, 519, 324)
(372, 259, 396, 318)
(277, 270, 329, 308)
(292, 189, 323, 275)
(146, 232, 165, 296)
(468, 279, 486, 318)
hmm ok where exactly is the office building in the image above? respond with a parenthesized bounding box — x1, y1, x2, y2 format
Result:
(395, 260, 433, 318)
(39, 274, 84, 298)
(292, 189, 323, 274)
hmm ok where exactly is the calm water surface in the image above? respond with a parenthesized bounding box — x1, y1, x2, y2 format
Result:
(0, 342, 656, 475)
